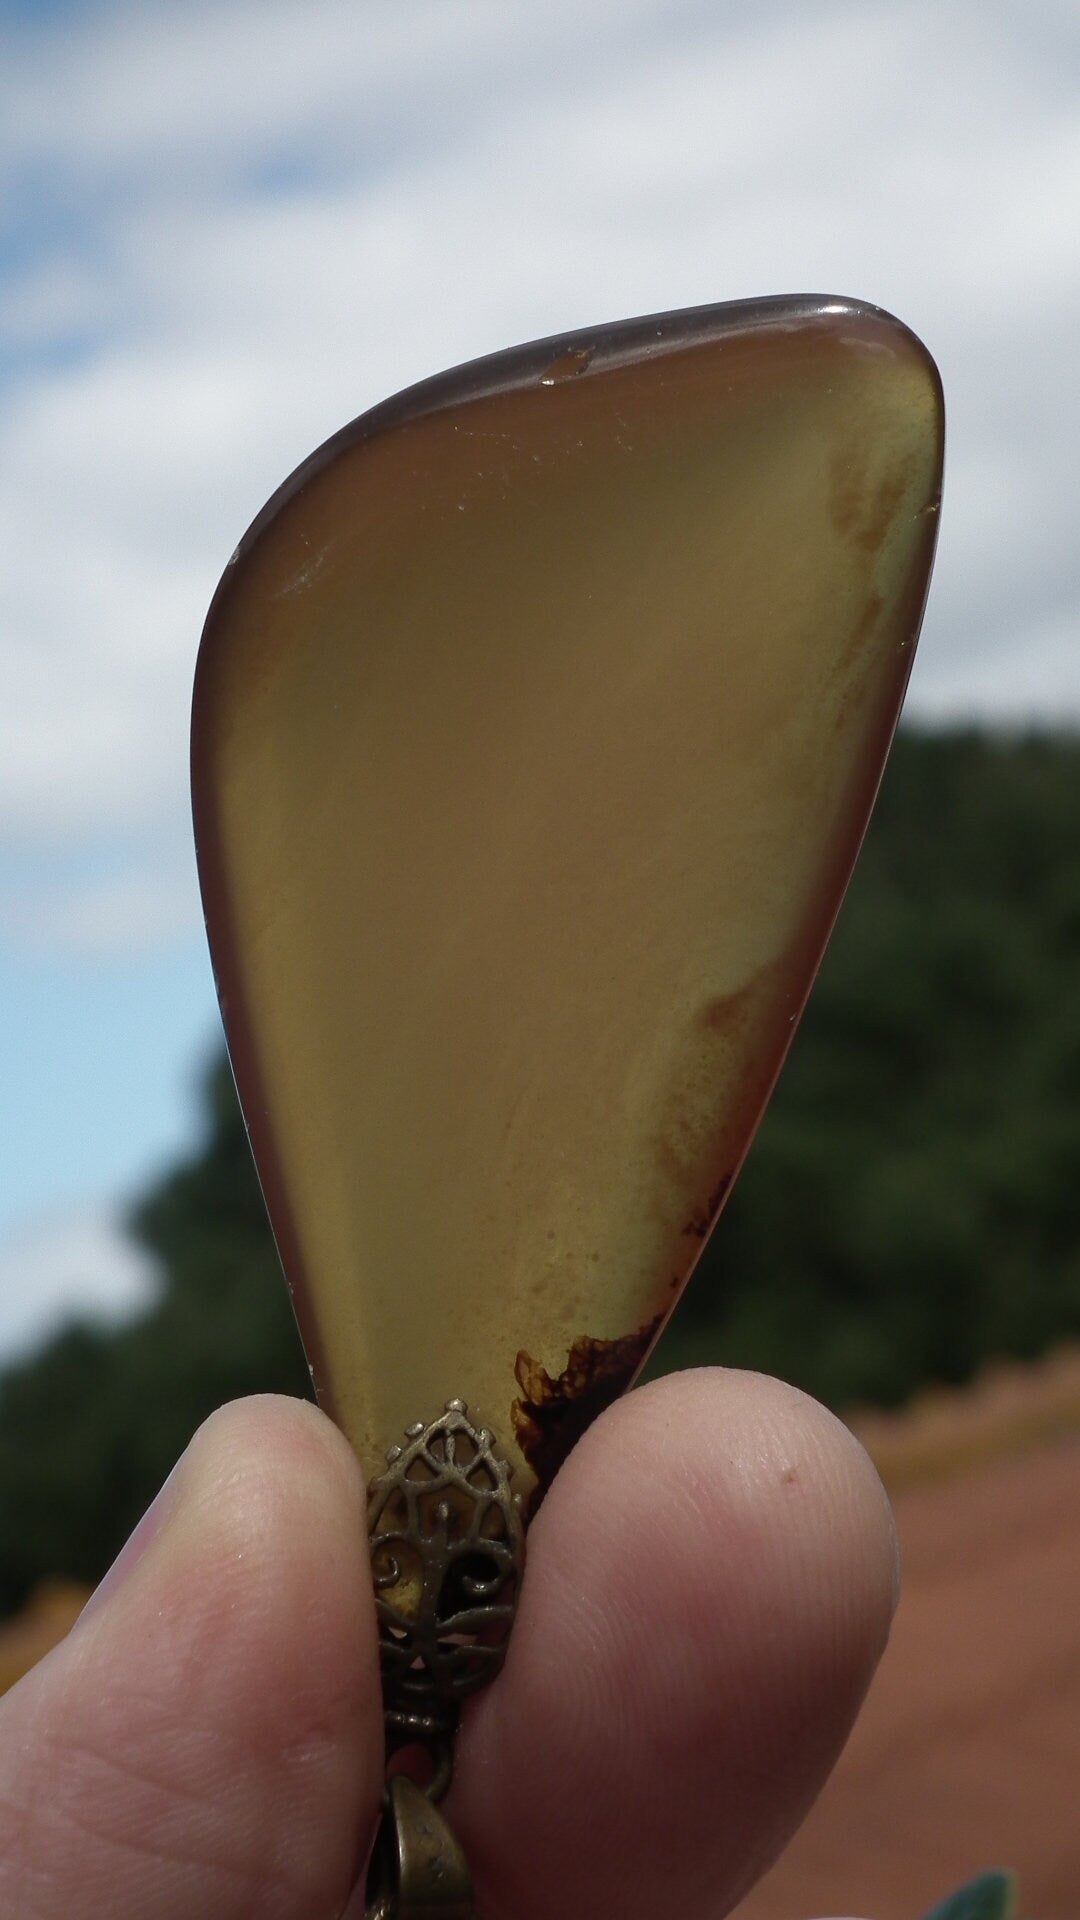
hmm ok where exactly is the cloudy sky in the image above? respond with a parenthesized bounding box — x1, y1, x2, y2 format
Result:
(1, 0, 1078, 1361)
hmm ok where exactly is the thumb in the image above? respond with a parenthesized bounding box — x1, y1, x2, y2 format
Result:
(0, 1396, 383, 1920)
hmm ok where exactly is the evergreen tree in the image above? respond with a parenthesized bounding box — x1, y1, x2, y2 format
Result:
(0, 1058, 308, 1616)
(658, 729, 1080, 1396)
(1, 728, 1078, 1613)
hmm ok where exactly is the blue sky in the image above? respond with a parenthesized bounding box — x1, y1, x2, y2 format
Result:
(2, 0, 1079, 1360)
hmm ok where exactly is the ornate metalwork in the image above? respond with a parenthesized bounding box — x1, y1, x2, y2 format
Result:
(364, 1400, 523, 1913)
(368, 1398, 525, 1770)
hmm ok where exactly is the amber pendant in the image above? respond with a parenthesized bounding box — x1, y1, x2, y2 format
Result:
(192, 295, 943, 1519)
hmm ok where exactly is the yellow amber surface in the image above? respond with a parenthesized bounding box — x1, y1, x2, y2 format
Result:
(192, 298, 943, 1507)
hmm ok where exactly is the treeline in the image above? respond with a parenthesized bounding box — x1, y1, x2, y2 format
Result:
(2, 727, 1079, 1615)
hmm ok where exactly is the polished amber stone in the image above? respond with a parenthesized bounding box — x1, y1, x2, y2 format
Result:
(192, 296, 943, 1510)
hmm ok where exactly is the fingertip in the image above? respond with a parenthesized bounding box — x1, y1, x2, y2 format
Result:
(453, 1368, 899, 1920)
(0, 1394, 383, 1920)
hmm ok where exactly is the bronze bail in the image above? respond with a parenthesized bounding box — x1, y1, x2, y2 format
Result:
(364, 1399, 526, 1918)
(365, 1775, 475, 1919)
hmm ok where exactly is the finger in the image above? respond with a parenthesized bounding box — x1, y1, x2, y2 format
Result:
(0, 1396, 383, 1920)
(451, 1368, 899, 1920)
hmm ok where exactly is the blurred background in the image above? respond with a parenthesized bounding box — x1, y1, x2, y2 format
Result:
(1, 1, 1077, 1913)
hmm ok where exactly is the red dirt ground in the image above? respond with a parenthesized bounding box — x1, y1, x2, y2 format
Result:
(735, 1350, 1080, 1920)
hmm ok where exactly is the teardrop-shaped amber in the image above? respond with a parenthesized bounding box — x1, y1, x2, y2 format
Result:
(192, 296, 943, 1510)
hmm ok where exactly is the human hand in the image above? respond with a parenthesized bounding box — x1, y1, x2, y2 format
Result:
(0, 1370, 898, 1919)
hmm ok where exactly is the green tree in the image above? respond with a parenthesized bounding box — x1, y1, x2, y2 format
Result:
(656, 729, 1080, 1398)
(2, 727, 1079, 1613)
(0, 1058, 307, 1617)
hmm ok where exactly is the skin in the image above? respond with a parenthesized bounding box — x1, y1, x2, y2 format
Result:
(0, 1369, 898, 1919)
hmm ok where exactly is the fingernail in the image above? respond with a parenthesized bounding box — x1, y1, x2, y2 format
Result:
(78, 1458, 184, 1623)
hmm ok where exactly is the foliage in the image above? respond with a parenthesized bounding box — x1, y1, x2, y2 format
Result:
(1, 727, 1079, 1612)
(921, 1871, 1016, 1920)
(653, 728, 1080, 1401)
(0, 1061, 310, 1617)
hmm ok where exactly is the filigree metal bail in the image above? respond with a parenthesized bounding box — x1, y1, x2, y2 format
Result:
(365, 1400, 524, 1917)
(367, 1398, 525, 1793)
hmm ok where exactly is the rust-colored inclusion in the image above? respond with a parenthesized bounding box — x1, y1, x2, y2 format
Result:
(192, 295, 943, 1506)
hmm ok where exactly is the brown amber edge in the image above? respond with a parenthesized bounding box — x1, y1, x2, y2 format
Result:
(191, 293, 945, 1437)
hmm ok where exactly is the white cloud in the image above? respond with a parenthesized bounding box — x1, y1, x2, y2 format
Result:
(0, 854, 201, 956)
(1, 0, 1078, 899)
(0, 1205, 160, 1361)
(909, 601, 1080, 725)
(0, 253, 118, 348)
